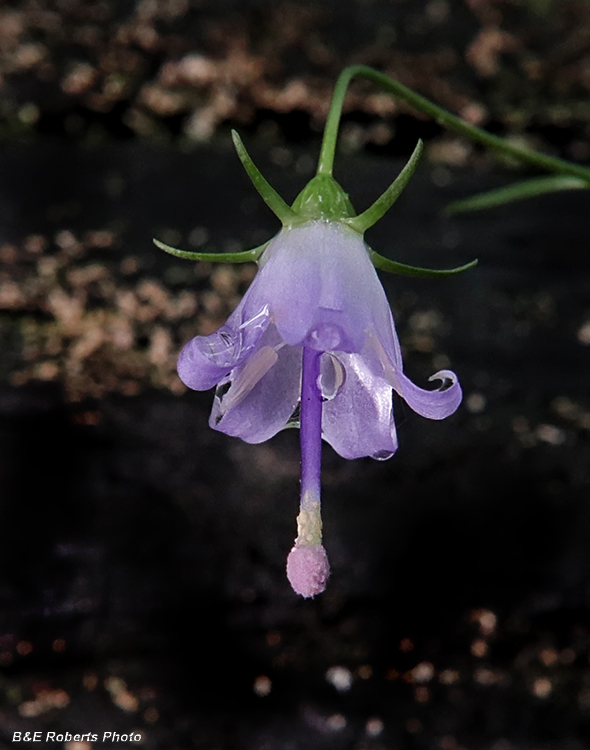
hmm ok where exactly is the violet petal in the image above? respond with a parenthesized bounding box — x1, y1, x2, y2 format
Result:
(177, 303, 270, 391)
(389, 368, 462, 420)
(209, 327, 302, 443)
(321, 351, 398, 460)
(252, 221, 402, 356)
(368, 331, 462, 421)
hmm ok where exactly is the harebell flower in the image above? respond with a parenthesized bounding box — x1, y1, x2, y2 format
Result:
(156, 68, 477, 598)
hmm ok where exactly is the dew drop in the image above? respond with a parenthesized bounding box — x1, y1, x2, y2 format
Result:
(307, 323, 343, 351)
(318, 353, 346, 400)
(372, 449, 394, 461)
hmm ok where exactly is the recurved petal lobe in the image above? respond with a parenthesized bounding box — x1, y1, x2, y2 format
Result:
(388, 368, 462, 420)
(177, 303, 270, 391)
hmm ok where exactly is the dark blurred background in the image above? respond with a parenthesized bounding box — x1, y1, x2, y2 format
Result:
(2, 0, 590, 748)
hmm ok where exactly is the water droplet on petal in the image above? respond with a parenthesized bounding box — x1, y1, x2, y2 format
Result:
(318, 353, 346, 400)
(372, 449, 394, 461)
(307, 323, 343, 351)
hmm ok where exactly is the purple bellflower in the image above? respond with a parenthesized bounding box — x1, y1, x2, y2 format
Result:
(156, 131, 475, 598)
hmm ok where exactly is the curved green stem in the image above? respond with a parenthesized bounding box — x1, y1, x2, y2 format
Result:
(317, 68, 357, 176)
(443, 175, 589, 215)
(154, 238, 266, 263)
(317, 65, 590, 184)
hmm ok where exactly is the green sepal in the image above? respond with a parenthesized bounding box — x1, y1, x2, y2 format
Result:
(231, 130, 297, 225)
(443, 175, 589, 215)
(154, 238, 266, 263)
(345, 140, 423, 234)
(291, 174, 356, 221)
(369, 248, 478, 277)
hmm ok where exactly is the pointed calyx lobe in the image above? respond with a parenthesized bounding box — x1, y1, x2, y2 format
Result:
(154, 132, 476, 276)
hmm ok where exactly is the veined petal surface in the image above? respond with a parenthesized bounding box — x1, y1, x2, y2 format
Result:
(250, 220, 403, 361)
(178, 217, 462, 455)
(209, 326, 302, 443)
(177, 297, 270, 391)
(321, 350, 398, 460)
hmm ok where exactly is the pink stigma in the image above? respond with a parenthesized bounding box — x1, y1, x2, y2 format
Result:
(286, 544, 330, 598)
